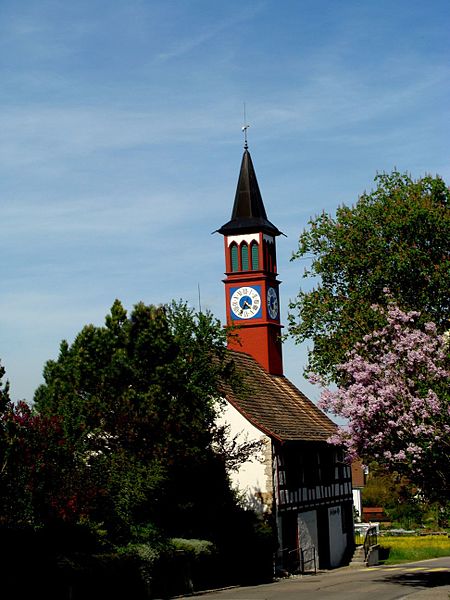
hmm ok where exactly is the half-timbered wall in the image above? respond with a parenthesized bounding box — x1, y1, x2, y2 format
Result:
(273, 441, 354, 569)
(274, 441, 353, 511)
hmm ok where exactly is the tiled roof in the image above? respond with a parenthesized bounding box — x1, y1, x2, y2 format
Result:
(222, 351, 336, 442)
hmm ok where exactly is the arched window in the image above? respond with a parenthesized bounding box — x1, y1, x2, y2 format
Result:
(262, 239, 276, 273)
(241, 243, 249, 270)
(268, 242, 275, 273)
(263, 240, 270, 271)
(230, 243, 239, 272)
(251, 242, 259, 270)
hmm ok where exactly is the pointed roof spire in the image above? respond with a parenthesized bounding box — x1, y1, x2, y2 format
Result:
(217, 148, 282, 236)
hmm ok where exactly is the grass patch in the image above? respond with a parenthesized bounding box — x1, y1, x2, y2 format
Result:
(379, 535, 450, 564)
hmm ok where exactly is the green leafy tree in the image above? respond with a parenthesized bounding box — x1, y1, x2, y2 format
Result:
(33, 300, 242, 543)
(361, 463, 423, 529)
(361, 463, 450, 530)
(288, 171, 450, 382)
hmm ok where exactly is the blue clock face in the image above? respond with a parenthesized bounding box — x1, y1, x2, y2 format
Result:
(230, 286, 262, 320)
(267, 287, 279, 319)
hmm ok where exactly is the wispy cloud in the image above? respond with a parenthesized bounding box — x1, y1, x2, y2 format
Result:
(1, 190, 194, 236)
(255, 60, 449, 137)
(0, 104, 241, 173)
(154, 3, 266, 62)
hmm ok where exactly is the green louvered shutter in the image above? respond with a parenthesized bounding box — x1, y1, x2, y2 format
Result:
(241, 243, 249, 270)
(231, 244, 238, 271)
(251, 242, 259, 270)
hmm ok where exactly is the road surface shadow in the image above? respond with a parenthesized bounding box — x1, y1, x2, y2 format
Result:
(383, 570, 450, 589)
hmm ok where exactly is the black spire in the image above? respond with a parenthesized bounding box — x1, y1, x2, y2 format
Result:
(217, 148, 282, 236)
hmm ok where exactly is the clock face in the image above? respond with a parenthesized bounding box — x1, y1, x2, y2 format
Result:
(230, 286, 262, 320)
(267, 287, 279, 319)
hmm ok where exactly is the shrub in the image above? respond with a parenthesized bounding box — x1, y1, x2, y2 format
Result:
(170, 537, 215, 557)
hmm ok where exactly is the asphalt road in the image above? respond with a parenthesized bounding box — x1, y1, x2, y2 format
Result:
(182, 558, 450, 600)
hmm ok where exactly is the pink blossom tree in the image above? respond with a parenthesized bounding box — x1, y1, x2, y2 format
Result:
(314, 303, 450, 501)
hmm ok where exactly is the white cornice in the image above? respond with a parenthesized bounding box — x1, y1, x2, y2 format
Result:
(226, 233, 275, 246)
(227, 233, 259, 246)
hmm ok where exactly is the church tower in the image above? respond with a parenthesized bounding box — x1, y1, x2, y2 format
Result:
(217, 144, 284, 375)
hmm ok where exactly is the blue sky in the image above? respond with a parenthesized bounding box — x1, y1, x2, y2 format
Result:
(1, 0, 449, 404)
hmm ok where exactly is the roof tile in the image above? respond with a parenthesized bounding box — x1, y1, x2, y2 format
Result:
(222, 351, 336, 442)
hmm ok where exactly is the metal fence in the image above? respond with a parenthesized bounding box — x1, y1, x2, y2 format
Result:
(354, 523, 378, 560)
(279, 546, 317, 575)
(300, 546, 317, 574)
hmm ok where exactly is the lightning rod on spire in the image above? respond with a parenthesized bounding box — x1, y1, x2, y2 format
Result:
(242, 102, 249, 149)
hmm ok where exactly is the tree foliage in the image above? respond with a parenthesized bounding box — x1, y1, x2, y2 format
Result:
(3, 301, 244, 543)
(1, 300, 278, 589)
(289, 171, 450, 382)
(361, 463, 449, 530)
(0, 361, 79, 525)
(315, 302, 450, 502)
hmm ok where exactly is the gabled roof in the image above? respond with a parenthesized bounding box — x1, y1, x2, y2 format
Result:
(222, 351, 336, 443)
(217, 149, 282, 237)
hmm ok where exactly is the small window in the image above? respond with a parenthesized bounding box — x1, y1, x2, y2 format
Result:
(251, 242, 259, 270)
(230, 244, 238, 271)
(241, 243, 249, 270)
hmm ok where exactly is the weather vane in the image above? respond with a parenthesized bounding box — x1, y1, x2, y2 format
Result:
(242, 102, 250, 149)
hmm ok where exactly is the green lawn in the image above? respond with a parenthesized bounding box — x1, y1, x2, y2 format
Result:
(379, 535, 450, 564)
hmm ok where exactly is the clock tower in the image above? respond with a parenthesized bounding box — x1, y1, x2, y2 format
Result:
(217, 144, 283, 375)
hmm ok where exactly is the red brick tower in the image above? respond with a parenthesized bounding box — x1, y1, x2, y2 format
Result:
(217, 144, 283, 375)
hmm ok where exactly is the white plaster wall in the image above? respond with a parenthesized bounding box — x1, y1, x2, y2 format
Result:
(297, 510, 318, 550)
(353, 489, 362, 522)
(298, 510, 318, 571)
(328, 506, 347, 567)
(217, 402, 272, 512)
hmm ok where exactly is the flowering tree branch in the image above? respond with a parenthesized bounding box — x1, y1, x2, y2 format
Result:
(312, 302, 450, 501)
